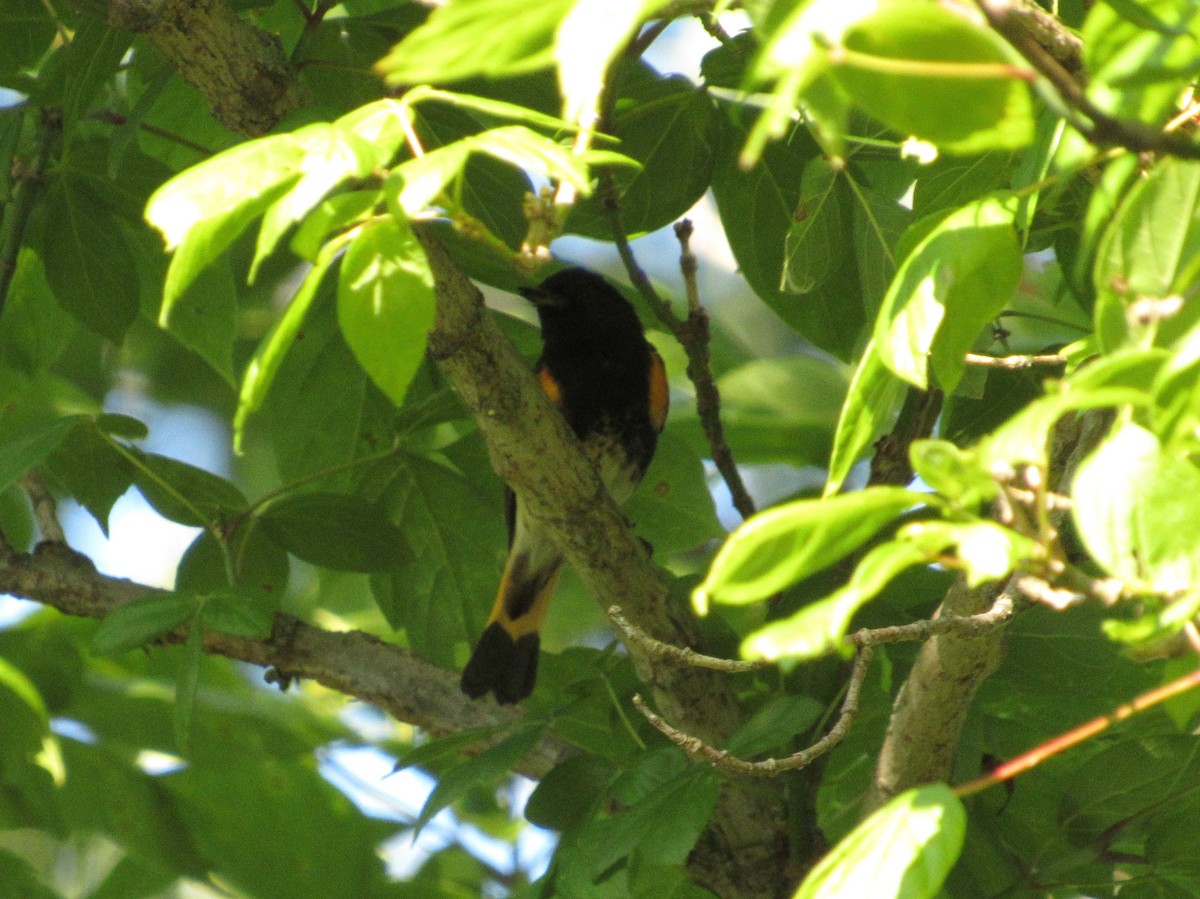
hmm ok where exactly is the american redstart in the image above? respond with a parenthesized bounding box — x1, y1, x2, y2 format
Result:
(460, 267, 669, 704)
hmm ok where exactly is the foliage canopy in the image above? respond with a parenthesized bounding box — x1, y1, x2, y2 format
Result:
(4, 0, 1200, 897)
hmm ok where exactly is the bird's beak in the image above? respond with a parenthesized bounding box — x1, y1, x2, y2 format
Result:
(518, 285, 562, 308)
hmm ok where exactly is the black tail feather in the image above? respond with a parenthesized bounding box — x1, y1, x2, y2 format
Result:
(460, 623, 539, 704)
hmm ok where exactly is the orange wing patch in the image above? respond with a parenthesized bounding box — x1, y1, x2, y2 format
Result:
(648, 349, 669, 432)
(538, 366, 564, 408)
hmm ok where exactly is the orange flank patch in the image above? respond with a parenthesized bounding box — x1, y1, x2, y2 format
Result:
(649, 351, 669, 432)
(538, 367, 563, 408)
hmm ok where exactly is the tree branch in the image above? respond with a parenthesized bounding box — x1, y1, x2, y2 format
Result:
(20, 470, 66, 544)
(105, 0, 304, 136)
(865, 577, 1013, 811)
(0, 543, 569, 776)
(632, 646, 874, 778)
(979, 0, 1200, 159)
(415, 227, 788, 899)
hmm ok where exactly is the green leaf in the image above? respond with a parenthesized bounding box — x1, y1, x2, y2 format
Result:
(336, 217, 436, 406)
(1154, 316, 1200, 451)
(373, 454, 504, 665)
(1084, 0, 1200, 124)
(1071, 420, 1200, 594)
(39, 175, 139, 343)
(0, 414, 85, 494)
(825, 337, 905, 495)
(909, 439, 998, 509)
(712, 103, 861, 358)
(44, 419, 136, 536)
(0, 848, 59, 899)
(290, 190, 379, 262)
(145, 132, 306, 302)
(575, 766, 719, 875)
(556, 0, 663, 124)
(376, 0, 572, 85)
(202, 588, 277, 639)
(159, 255, 238, 384)
(565, 68, 718, 239)
(414, 725, 543, 834)
(387, 143, 471, 216)
(980, 384, 1150, 470)
(622, 430, 724, 556)
(234, 234, 346, 451)
(783, 157, 851, 293)
(60, 19, 131, 129)
(0, 0, 54, 75)
(727, 694, 826, 756)
(1100, 0, 1190, 34)
(695, 486, 927, 611)
(834, 3, 1034, 153)
(674, 356, 847, 468)
(795, 783, 965, 899)
(129, 450, 249, 528)
(468, 125, 618, 195)
(259, 491, 408, 573)
(177, 527, 289, 599)
(742, 0, 864, 162)
(875, 196, 1022, 392)
(0, 484, 33, 553)
(0, 248, 78, 373)
(525, 755, 618, 832)
(91, 592, 197, 655)
(174, 608, 204, 750)
(1094, 159, 1200, 353)
(250, 123, 377, 280)
(901, 519, 1036, 589)
(741, 540, 928, 660)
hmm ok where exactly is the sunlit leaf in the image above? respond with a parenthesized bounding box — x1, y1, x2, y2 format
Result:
(875, 196, 1022, 392)
(834, 2, 1034, 152)
(741, 540, 928, 660)
(795, 784, 965, 899)
(376, 0, 572, 85)
(337, 217, 435, 406)
(696, 487, 927, 611)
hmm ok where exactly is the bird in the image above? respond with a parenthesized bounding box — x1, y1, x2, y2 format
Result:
(460, 267, 669, 704)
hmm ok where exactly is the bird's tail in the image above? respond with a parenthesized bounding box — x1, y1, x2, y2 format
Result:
(460, 547, 561, 704)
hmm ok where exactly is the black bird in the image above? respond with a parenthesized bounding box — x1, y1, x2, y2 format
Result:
(460, 268, 668, 704)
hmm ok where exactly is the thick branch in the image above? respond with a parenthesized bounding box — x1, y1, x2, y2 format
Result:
(867, 410, 1110, 811)
(416, 228, 788, 899)
(0, 543, 567, 775)
(866, 578, 1012, 810)
(106, 0, 304, 135)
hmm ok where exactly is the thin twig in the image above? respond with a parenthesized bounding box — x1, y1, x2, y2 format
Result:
(597, 174, 756, 519)
(632, 646, 875, 777)
(964, 351, 1067, 370)
(20, 471, 66, 544)
(608, 605, 772, 672)
(628, 18, 673, 59)
(849, 593, 1015, 648)
(956, 663, 1200, 797)
(697, 12, 733, 44)
(0, 108, 60, 319)
(673, 221, 757, 519)
(1003, 483, 1072, 512)
(610, 591, 1014, 677)
(980, 0, 1200, 159)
